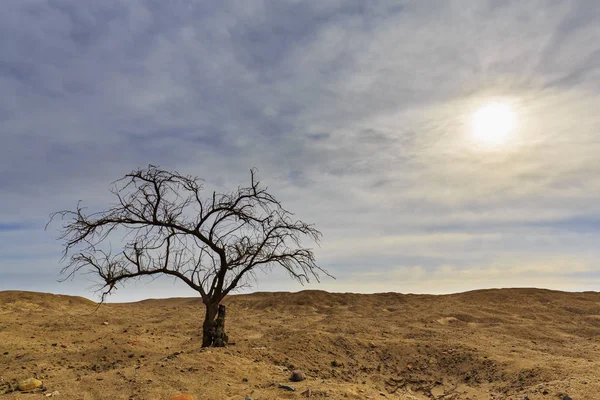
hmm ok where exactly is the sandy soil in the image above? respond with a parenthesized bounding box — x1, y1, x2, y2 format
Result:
(1, 288, 599, 399)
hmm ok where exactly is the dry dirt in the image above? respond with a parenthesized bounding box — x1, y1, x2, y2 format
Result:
(1, 289, 600, 399)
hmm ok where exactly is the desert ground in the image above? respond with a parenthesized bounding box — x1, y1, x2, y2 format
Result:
(1, 289, 599, 400)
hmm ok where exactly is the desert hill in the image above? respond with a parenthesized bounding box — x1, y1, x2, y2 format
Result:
(1, 288, 599, 399)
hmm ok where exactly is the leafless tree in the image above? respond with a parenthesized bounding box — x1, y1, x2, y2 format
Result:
(48, 165, 328, 347)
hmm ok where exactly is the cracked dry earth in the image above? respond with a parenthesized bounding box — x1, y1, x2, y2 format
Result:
(1, 288, 600, 399)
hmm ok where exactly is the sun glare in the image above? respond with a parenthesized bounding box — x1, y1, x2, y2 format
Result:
(471, 103, 515, 147)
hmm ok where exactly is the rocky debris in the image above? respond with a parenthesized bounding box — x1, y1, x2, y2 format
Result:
(102, 321, 109, 325)
(278, 383, 296, 391)
(244, 396, 254, 400)
(562, 395, 573, 400)
(17, 378, 43, 392)
(0, 382, 14, 395)
(45, 391, 60, 397)
(291, 370, 306, 382)
(164, 351, 183, 361)
(168, 394, 194, 400)
(301, 388, 312, 397)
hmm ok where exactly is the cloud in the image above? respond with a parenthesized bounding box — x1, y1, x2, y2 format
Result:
(298, 256, 600, 295)
(2, 1, 600, 300)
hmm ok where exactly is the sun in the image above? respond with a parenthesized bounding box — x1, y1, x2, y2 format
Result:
(470, 102, 515, 147)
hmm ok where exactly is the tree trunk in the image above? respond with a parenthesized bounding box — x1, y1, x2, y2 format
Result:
(202, 303, 228, 347)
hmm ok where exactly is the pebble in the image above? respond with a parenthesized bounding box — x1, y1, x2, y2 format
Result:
(278, 383, 296, 391)
(169, 395, 194, 400)
(17, 378, 43, 392)
(301, 388, 312, 397)
(291, 370, 306, 382)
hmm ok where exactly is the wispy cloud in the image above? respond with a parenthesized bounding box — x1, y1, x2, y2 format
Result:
(0, 222, 34, 232)
(2, 1, 600, 300)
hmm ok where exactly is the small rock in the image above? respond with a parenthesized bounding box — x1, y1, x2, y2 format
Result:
(291, 370, 306, 382)
(562, 396, 573, 400)
(245, 397, 254, 400)
(0, 383, 13, 395)
(169, 395, 194, 400)
(102, 321, 109, 325)
(301, 388, 312, 397)
(17, 378, 43, 392)
(278, 383, 296, 391)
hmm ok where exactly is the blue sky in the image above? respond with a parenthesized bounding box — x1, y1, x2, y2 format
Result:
(2, 1, 600, 302)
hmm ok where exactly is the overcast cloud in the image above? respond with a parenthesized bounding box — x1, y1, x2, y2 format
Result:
(2, 0, 600, 301)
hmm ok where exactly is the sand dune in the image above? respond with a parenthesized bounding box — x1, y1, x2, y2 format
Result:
(1, 289, 599, 399)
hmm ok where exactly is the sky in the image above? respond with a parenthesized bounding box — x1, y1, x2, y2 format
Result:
(2, 0, 600, 302)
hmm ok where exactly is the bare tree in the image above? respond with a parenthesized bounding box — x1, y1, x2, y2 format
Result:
(49, 165, 328, 347)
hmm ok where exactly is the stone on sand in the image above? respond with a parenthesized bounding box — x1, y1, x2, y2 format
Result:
(291, 370, 306, 382)
(169, 394, 194, 400)
(17, 378, 43, 392)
